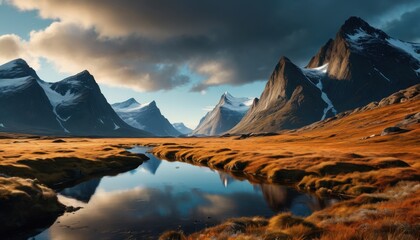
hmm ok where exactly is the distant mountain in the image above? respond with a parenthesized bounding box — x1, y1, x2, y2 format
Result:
(172, 122, 192, 135)
(192, 92, 255, 136)
(0, 59, 152, 137)
(112, 98, 181, 136)
(230, 16, 419, 134)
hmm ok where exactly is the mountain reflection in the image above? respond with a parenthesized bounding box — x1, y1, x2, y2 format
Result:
(59, 178, 101, 203)
(45, 186, 275, 239)
(218, 172, 236, 187)
(35, 150, 337, 240)
(139, 156, 162, 174)
(258, 184, 334, 216)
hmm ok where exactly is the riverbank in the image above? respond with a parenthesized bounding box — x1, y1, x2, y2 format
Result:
(151, 98, 419, 198)
(0, 96, 419, 238)
(148, 97, 420, 239)
(161, 181, 419, 239)
(0, 136, 149, 236)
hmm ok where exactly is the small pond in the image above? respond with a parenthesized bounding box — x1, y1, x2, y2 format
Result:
(32, 147, 337, 239)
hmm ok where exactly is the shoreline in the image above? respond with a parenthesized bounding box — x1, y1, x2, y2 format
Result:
(0, 96, 418, 238)
(0, 140, 149, 236)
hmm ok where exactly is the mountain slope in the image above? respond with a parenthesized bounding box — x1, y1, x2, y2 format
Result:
(0, 59, 151, 137)
(229, 58, 328, 133)
(112, 98, 181, 136)
(230, 16, 419, 134)
(0, 59, 65, 134)
(192, 92, 255, 136)
(308, 16, 419, 111)
(172, 123, 193, 135)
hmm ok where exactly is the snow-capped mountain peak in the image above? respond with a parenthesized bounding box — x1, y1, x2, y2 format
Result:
(386, 38, 420, 61)
(172, 122, 193, 135)
(0, 58, 39, 79)
(339, 16, 387, 40)
(111, 98, 141, 110)
(112, 99, 157, 113)
(192, 92, 255, 136)
(112, 99, 180, 136)
(219, 92, 254, 112)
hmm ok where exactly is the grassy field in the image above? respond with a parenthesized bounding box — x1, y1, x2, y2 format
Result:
(0, 97, 419, 238)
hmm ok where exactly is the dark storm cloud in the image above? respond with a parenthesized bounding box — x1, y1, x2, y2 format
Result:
(384, 6, 420, 42)
(7, 0, 420, 91)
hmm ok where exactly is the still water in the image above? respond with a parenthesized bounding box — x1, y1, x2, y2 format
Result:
(33, 147, 336, 239)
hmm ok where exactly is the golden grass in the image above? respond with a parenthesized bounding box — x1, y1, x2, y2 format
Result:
(175, 182, 420, 239)
(146, 98, 420, 198)
(0, 177, 65, 233)
(0, 95, 418, 238)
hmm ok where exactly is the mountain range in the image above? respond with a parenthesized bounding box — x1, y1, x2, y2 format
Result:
(192, 92, 255, 136)
(229, 17, 419, 134)
(172, 123, 193, 135)
(0, 17, 418, 137)
(112, 98, 181, 136)
(0, 59, 152, 137)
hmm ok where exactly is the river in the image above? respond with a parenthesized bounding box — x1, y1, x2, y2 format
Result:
(32, 147, 337, 239)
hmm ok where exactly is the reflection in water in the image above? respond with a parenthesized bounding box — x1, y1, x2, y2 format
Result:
(60, 178, 101, 202)
(259, 184, 335, 216)
(34, 147, 337, 239)
(218, 172, 236, 187)
(139, 156, 162, 175)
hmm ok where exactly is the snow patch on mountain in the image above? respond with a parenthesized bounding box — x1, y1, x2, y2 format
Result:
(56, 119, 70, 133)
(0, 61, 19, 71)
(39, 81, 80, 109)
(38, 80, 79, 126)
(220, 92, 254, 112)
(347, 28, 370, 42)
(113, 99, 153, 113)
(346, 28, 372, 50)
(302, 63, 328, 81)
(302, 63, 337, 120)
(316, 79, 337, 120)
(0, 123, 4, 128)
(0, 77, 32, 93)
(192, 92, 254, 136)
(374, 68, 391, 82)
(386, 38, 420, 61)
(38, 80, 81, 133)
(172, 122, 192, 135)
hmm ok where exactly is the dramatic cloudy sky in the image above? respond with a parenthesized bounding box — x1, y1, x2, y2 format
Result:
(0, 0, 419, 128)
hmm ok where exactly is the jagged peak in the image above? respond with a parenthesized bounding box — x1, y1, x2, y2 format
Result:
(271, 56, 299, 76)
(76, 70, 92, 77)
(148, 100, 157, 107)
(341, 16, 370, 32)
(61, 70, 97, 85)
(112, 98, 141, 109)
(222, 91, 232, 97)
(338, 16, 388, 40)
(279, 56, 292, 64)
(5, 58, 28, 66)
(123, 97, 139, 104)
(306, 39, 334, 68)
(126, 97, 138, 103)
(0, 58, 40, 79)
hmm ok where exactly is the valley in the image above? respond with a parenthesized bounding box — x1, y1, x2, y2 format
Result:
(0, 14, 419, 240)
(0, 83, 418, 239)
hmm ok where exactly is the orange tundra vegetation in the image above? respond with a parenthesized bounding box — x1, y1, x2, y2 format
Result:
(0, 86, 419, 238)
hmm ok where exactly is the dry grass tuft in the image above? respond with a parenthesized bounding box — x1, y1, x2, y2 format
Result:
(159, 230, 186, 240)
(0, 177, 65, 234)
